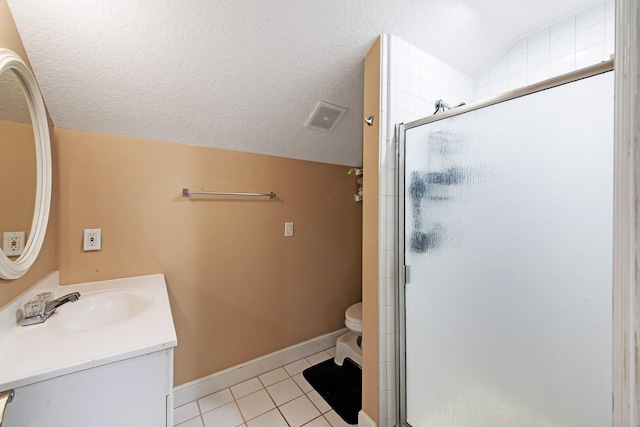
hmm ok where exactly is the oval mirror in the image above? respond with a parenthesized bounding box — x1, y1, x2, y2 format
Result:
(0, 49, 51, 280)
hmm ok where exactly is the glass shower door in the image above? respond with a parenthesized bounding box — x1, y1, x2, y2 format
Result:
(400, 71, 614, 427)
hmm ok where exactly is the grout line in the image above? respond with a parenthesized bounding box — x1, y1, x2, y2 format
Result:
(185, 351, 337, 427)
(275, 405, 291, 426)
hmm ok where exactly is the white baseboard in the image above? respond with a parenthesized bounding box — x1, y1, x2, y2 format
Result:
(173, 328, 347, 407)
(359, 410, 377, 427)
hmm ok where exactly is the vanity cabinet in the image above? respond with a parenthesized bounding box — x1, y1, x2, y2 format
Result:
(4, 348, 174, 427)
(0, 274, 177, 427)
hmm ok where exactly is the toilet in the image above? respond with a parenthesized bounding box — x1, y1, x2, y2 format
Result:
(334, 302, 362, 367)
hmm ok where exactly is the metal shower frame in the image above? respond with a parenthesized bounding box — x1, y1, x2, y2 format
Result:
(396, 59, 615, 427)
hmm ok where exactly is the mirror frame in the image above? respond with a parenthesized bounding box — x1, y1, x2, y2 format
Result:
(0, 49, 51, 280)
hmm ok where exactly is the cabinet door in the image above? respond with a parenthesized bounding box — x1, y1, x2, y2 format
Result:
(4, 351, 168, 427)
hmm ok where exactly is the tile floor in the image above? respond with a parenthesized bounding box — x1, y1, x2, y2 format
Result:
(174, 347, 355, 427)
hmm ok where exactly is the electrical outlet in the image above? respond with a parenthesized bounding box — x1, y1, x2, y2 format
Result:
(284, 222, 294, 237)
(3, 231, 25, 256)
(83, 228, 102, 251)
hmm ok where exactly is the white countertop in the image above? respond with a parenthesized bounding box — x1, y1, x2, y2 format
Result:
(0, 273, 177, 390)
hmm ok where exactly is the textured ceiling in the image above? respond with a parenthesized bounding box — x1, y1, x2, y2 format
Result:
(7, 0, 596, 166)
(0, 69, 30, 123)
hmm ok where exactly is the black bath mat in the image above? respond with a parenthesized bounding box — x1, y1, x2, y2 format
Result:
(303, 358, 361, 425)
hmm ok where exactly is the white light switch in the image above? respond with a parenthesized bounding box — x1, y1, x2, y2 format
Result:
(284, 222, 294, 237)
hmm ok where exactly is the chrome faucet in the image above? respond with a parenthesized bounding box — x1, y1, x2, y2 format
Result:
(22, 292, 81, 326)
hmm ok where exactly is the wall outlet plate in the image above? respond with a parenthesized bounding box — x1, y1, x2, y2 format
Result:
(3, 231, 25, 256)
(83, 228, 102, 251)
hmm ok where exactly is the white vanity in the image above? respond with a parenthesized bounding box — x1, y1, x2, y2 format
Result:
(0, 273, 177, 427)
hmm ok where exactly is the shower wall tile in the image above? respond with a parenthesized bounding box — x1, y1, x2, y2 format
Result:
(605, 0, 615, 18)
(494, 52, 508, 66)
(397, 71, 408, 93)
(550, 34, 576, 59)
(528, 62, 551, 84)
(490, 60, 508, 81)
(379, 360, 387, 391)
(385, 252, 394, 280)
(508, 54, 528, 76)
(385, 168, 395, 196)
(528, 28, 550, 50)
(605, 39, 615, 59)
(476, 84, 490, 100)
(386, 305, 395, 330)
(508, 38, 528, 58)
(550, 17, 576, 40)
(508, 71, 528, 91)
(385, 112, 395, 142)
(386, 331, 395, 362)
(379, 34, 474, 427)
(386, 277, 395, 307)
(386, 389, 396, 420)
(490, 78, 508, 96)
(550, 54, 576, 75)
(576, 3, 605, 30)
(386, 194, 396, 226)
(576, 22, 605, 51)
(576, 43, 605, 69)
(378, 390, 387, 426)
(395, 91, 408, 115)
(476, 0, 613, 98)
(605, 18, 614, 41)
(386, 137, 396, 169)
(528, 44, 550, 68)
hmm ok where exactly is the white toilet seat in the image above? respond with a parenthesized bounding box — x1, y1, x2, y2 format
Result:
(335, 302, 363, 367)
(345, 302, 362, 334)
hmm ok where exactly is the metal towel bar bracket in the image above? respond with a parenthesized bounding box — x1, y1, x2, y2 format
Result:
(182, 188, 276, 199)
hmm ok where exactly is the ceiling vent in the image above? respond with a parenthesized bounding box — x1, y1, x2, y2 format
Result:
(304, 101, 348, 133)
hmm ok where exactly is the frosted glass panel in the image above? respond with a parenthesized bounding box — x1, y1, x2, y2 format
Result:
(403, 72, 613, 427)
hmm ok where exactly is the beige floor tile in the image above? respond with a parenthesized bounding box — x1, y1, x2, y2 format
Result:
(279, 395, 321, 427)
(201, 402, 244, 427)
(267, 378, 303, 406)
(236, 389, 276, 421)
(198, 388, 234, 414)
(246, 409, 288, 427)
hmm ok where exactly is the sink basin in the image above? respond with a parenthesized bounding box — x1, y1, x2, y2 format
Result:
(15, 289, 154, 341)
(47, 289, 154, 332)
(0, 273, 176, 392)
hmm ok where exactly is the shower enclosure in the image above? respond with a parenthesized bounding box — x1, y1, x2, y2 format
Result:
(398, 63, 614, 427)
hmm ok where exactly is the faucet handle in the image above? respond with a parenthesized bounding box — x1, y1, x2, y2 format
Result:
(23, 300, 45, 318)
(34, 292, 54, 302)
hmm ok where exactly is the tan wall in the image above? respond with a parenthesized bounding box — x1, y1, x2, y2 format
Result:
(0, 121, 36, 244)
(2, 0, 363, 392)
(0, 0, 56, 306)
(54, 128, 363, 386)
(362, 37, 381, 423)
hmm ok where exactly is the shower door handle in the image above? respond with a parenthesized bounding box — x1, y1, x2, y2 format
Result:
(0, 389, 14, 427)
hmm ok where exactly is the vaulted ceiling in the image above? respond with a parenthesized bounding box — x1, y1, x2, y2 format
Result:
(8, 0, 595, 166)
